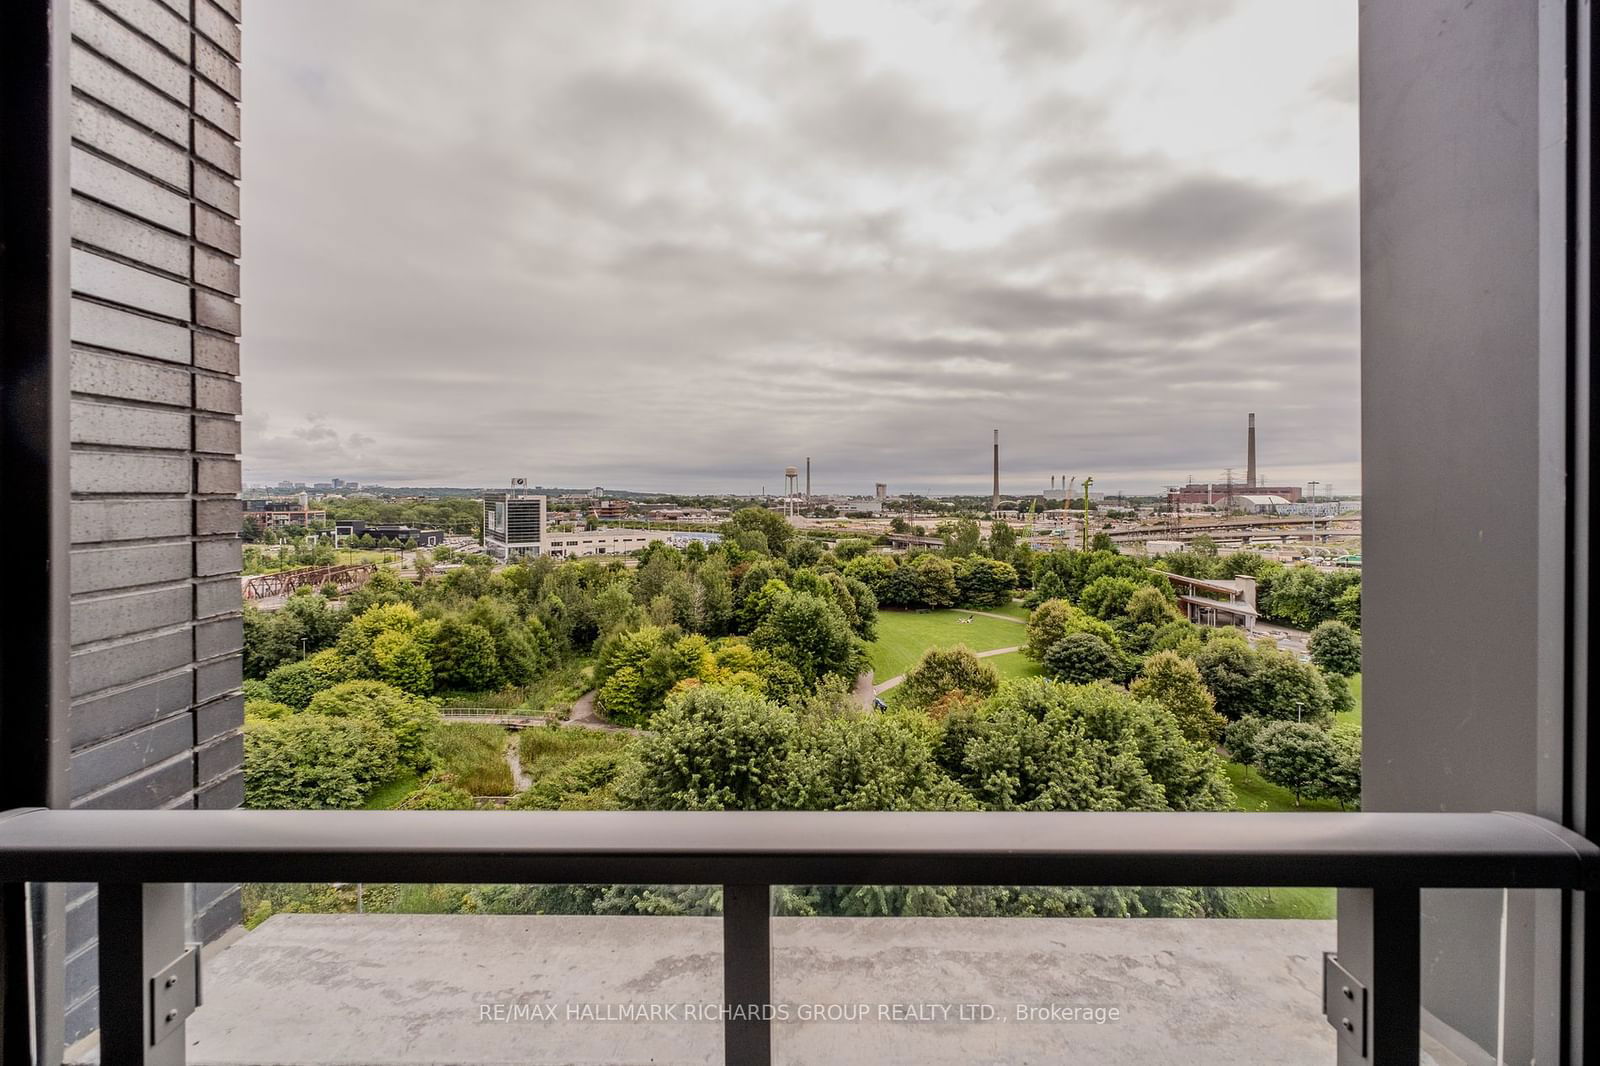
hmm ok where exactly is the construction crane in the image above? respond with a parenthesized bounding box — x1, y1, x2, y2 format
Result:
(1080, 476, 1095, 551)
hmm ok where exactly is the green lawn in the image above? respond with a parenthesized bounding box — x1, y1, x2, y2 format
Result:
(987, 651, 1044, 681)
(1225, 762, 1345, 813)
(361, 772, 421, 810)
(868, 609, 1027, 682)
(1335, 673, 1363, 728)
(980, 603, 1033, 622)
(1225, 762, 1342, 918)
(1232, 886, 1335, 919)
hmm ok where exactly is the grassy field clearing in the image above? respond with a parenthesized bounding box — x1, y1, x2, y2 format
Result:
(434, 723, 514, 796)
(519, 726, 631, 777)
(868, 609, 1027, 681)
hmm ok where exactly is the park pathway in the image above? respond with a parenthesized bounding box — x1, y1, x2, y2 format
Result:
(961, 609, 1029, 625)
(564, 690, 646, 735)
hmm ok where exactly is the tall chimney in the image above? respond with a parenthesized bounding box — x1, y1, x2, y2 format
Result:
(992, 430, 1000, 512)
(805, 456, 811, 499)
(1247, 413, 1257, 488)
(1051, 474, 1056, 492)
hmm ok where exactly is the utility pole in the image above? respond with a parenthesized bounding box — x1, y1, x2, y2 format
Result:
(1308, 480, 1320, 543)
(1080, 476, 1094, 551)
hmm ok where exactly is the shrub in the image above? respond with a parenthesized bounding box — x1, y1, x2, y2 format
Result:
(307, 680, 441, 772)
(898, 646, 1001, 710)
(262, 649, 353, 709)
(243, 713, 398, 809)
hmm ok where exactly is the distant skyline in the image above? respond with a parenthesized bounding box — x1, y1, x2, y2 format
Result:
(242, 0, 1359, 495)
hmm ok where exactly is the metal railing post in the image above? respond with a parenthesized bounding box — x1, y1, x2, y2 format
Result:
(722, 883, 772, 1066)
(1335, 886, 1420, 1065)
(97, 884, 197, 1066)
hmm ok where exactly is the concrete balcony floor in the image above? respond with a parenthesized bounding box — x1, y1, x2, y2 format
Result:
(159, 913, 1359, 1065)
(69, 913, 1482, 1065)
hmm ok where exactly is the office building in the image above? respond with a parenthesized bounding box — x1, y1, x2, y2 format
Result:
(483, 493, 547, 560)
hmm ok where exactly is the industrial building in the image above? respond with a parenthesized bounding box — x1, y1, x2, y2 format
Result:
(1167, 482, 1303, 508)
(1166, 413, 1304, 508)
(1222, 494, 1296, 514)
(483, 492, 547, 561)
(243, 496, 328, 529)
(334, 520, 443, 548)
(542, 528, 724, 559)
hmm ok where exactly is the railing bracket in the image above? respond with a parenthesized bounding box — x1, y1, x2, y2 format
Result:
(150, 944, 202, 1047)
(1322, 951, 1367, 1058)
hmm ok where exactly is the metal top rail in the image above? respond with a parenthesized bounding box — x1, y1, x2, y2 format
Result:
(0, 808, 1592, 889)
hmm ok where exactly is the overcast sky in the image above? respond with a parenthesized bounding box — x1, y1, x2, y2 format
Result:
(241, 0, 1358, 496)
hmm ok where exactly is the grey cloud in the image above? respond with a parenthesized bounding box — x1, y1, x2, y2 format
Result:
(1083, 176, 1355, 268)
(241, 0, 1359, 495)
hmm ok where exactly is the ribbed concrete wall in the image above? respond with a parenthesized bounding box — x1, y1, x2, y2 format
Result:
(60, 0, 242, 1042)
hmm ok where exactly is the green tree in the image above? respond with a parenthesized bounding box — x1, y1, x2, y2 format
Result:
(750, 589, 861, 686)
(1253, 720, 1340, 805)
(783, 713, 972, 811)
(1192, 632, 1259, 719)
(908, 554, 959, 609)
(1307, 620, 1362, 676)
(306, 679, 441, 772)
(1222, 715, 1266, 768)
(1131, 651, 1226, 745)
(945, 679, 1233, 811)
(430, 618, 501, 691)
(898, 646, 1001, 710)
(1326, 724, 1362, 809)
(725, 507, 793, 555)
(1024, 599, 1117, 661)
(939, 518, 983, 558)
(1078, 576, 1142, 620)
(987, 521, 1018, 561)
(623, 685, 795, 810)
(1042, 633, 1118, 684)
(1023, 568, 1068, 607)
(833, 537, 871, 561)
(785, 538, 824, 568)
(1124, 585, 1178, 626)
(370, 629, 434, 695)
(1250, 648, 1333, 722)
(262, 649, 353, 709)
(954, 556, 1019, 608)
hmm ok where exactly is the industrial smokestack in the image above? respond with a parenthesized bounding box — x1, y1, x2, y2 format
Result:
(806, 457, 811, 499)
(992, 430, 1000, 512)
(1247, 413, 1257, 488)
(1051, 475, 1056, 492)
